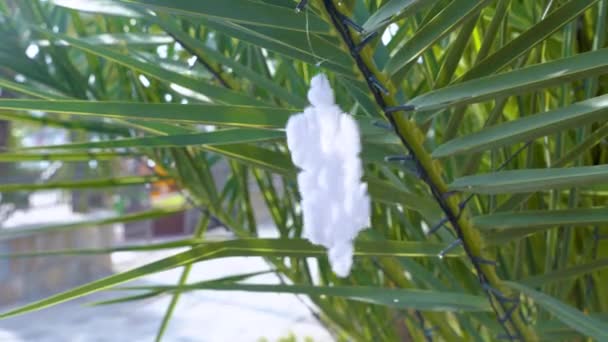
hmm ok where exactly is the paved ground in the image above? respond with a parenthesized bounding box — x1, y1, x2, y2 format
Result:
(1, 191, 332, 341)
(0, 241, 333, 342)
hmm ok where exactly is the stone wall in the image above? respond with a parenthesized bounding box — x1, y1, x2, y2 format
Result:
(0, 225, 116, 306)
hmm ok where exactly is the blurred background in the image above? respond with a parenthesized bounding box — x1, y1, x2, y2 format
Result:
(0, 121, 330, 341)
(0, 1, 329, 339)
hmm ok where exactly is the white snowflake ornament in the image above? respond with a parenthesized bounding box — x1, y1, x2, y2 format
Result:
(286, 74, 371, 277)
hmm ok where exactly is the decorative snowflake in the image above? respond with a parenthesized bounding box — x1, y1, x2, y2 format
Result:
(286, 74, 370, 277)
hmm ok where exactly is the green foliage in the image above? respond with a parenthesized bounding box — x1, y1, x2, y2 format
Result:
(0, 0, 607, 340)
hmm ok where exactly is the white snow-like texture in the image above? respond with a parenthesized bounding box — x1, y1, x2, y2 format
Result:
(286, 74, 370, 277)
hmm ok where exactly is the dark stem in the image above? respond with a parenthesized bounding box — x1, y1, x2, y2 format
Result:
(166, 32, 231, 89)
(321, 0, 524, 339)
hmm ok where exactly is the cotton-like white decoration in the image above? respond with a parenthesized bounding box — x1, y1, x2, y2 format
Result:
(286, 74, 370, 277)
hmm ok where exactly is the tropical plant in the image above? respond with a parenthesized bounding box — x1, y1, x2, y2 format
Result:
(0, 0, 607, 340)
